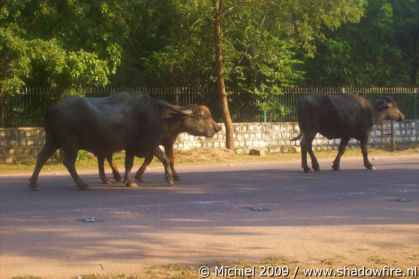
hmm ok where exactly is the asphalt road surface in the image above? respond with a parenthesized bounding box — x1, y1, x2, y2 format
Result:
(1, 156, 418, 278)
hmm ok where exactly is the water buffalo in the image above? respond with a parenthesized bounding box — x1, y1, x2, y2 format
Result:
(97, 104, 222, 184)
(293, 93, 405, 172)
(28, 92, 220, 190)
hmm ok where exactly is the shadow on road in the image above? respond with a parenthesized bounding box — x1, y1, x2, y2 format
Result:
(0, 158, 418, 272)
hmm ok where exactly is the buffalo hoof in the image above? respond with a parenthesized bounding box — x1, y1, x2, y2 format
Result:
(366, 165, 376, 170)
(303, 167, 312, 173)
(312, 164, 320, 172)
(113, 173, 122, 182)
(134, 175, 143, 182)
(77, 183, 89, 190)
(101, 177, 111, 184)
(332, 164, 340, 171)
(126, 181, 138, 188)
(173, 175, 180, 181)
(165, 175, 175, 185)
(28, 182, 39, 191)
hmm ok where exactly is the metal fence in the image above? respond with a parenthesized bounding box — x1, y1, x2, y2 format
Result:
(0, 87, 418, 127)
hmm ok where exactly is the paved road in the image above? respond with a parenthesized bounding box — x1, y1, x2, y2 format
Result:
(1, 156, 418, 278)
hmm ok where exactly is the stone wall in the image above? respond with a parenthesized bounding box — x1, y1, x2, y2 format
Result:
(175, 120, 419, 153)
(0, 128, 46, 163)
(1, 120, 418, 163)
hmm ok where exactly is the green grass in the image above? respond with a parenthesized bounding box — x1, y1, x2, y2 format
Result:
(72, 265, 197, 279)
(20, 255, 416, 279)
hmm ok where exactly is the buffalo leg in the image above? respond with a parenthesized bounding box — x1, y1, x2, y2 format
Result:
(123, 152, 138, 187)
(301, 137, 310, 172)
(135, 142, 179, 182)
(107, 154, 122, 182)
(164, 142, 179, 181)
(135, 154, 153, 182)
(63, 148, 88, 190)
(307, 138, 320, 171)
(97, 155, 111, 184)
(153, 147, 174, 185)
(301, 147, 309, 172)
(28, 143, 59, 191)
(361, 138, 375, 170)
(332, 137, 350, 171)
(301, 131, 318, 172)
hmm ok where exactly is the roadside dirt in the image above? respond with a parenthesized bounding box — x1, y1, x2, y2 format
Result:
(2, 146, 419, 175)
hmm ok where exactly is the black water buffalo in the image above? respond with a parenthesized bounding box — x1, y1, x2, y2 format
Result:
(293, 93, 405, 172)
(28, 92, 220, 190)
(97, 104, 222, 184)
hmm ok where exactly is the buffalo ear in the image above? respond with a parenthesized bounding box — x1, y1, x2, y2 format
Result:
(162, 107, 193, 120)
(163, 108, 187, 120)
(159, 101, 194, 119)
(379, 101, 390, 110)
(161, 109, 177, 120)
(378, 97, 394, 111)
(157, 101, 180, 120)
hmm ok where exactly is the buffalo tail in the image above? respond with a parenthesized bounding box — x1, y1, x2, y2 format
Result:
(291, 133, 303, 141)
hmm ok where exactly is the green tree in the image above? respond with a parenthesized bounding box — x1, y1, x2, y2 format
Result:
(0, 0, 129, 96)
(303, 0, 417, 87)
(112, 0, 215, 87)
(218, 0, 365, 122)
(392, 0, 419, 86)
(110, 0, 365, 148)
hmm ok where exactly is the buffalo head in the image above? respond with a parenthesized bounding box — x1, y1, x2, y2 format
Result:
(376, 96, 405, 122)
(181, 105, 222, 138)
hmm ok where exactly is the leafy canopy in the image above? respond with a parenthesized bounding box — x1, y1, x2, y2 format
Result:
(0, 0, 128, 94)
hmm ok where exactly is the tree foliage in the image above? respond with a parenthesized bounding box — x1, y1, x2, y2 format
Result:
(303, 0, 419, 86)
(0, 0, 418, 96)
(0, 0, 128, 95)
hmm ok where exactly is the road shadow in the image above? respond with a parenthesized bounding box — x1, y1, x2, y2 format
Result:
(0, 161, 418, 269)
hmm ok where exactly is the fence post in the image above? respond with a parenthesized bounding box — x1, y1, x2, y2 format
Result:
(263, 99, 267, 122)
(341, 87, 345, 94)
(0, 93, 3, 127)
(416, 88, 418, 142)
(414, 88, 418, 120)
(390, 120, 394, 152)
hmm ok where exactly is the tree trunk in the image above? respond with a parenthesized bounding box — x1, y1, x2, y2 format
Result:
(213, 0, 234, 149)
(411, 61, 418, 86)
(0, 88, 4, 127)
(410, 26, 419, 86)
